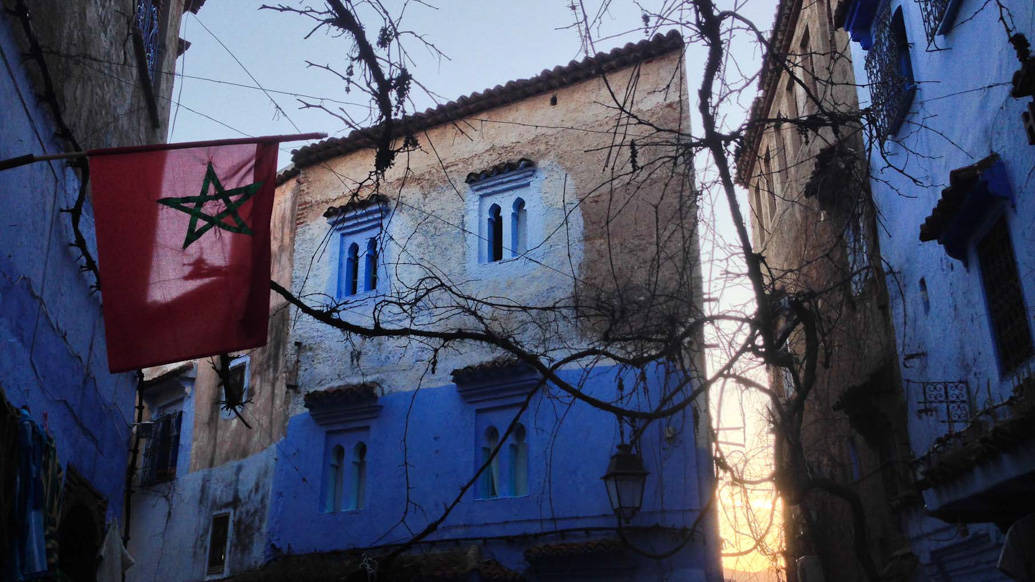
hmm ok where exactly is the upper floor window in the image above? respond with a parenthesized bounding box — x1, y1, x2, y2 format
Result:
(916, 0, 961, 43)
(976, 216, 1034, 375)
(864, 4, 916, 140)
(326, 198, 388, 300)
(466, 159, 537, 265)
(140, 410, 182, 485)
(220, 355, 249, 420)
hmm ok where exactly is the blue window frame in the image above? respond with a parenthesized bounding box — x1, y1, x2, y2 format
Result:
(328, 203, 387, 299)
(467, 159, 536, 265)
(322, 429, 370, 512)
(474, 412, 530, 500)
(863, 4, 916, 140)
(510, 198, 527, 256)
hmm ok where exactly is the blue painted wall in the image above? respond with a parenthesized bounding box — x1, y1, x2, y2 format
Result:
(268, 363, 716, 579)
(847, 0, 1034, 574)
(0, 13, 136, 525)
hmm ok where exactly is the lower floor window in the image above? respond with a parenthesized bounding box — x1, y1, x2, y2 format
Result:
(206, 512, 231, 576)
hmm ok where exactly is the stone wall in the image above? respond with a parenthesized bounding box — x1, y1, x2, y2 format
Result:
(737, 0, 916, 578)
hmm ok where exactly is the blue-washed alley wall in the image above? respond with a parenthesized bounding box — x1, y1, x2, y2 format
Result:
(0, 10, 137, 528)
(268, 363, 716, 579)
(846, 0, 1035, 575)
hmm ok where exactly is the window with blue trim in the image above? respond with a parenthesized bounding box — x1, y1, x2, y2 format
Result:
(976, 216, 1033, 374)
(327, 201, 387, 299)
(475, 415, 530, 499)
(863, 4, 916, 140)
(322, 430, 369, 512)
(918, 155, 1034, 374)
(916, 0, 962, 43)
(466, 159, 536, 265)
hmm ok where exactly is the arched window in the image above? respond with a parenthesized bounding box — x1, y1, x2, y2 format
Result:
(510, 198, 526, 257)
(349, 442, 367, 510)
(340, 242, 359, 297)
(480, 426, 500, 498)
(324, 445, 345, 512)
(509, 423, 528, 496)
(487, 204, 503, 262)
(364, 238, 378, 292)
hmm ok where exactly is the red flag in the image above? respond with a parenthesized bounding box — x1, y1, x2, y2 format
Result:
(89, 140, 278, 372)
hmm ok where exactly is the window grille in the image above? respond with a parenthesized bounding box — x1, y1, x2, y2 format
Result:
(135, 0, 161, 86)
(976, 217, 1034, 374)
(910, 380, 970, 433)
(916, 0, 953, 43)
(140, 411, 182, 485)
(864, 5, 916, 140)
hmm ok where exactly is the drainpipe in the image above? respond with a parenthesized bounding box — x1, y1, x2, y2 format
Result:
(123, 371, 146, 549)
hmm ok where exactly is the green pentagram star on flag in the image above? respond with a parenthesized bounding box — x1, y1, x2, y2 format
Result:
(157, 162, 264, 249)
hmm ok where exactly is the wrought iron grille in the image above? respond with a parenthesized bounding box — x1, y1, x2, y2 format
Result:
(977, 216, 1035, 374)
(916, 0, 951, 42)
(864, 3, 916, 140)
(135, 0, 161, 86)
(910, 380, 970, 433)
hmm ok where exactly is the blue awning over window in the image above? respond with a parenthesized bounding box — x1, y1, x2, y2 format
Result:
(844, 0, 882, 49)
(919, 154, 1012, 261)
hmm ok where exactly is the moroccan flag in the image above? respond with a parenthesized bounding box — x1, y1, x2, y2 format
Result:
(89, 138, 279, 372)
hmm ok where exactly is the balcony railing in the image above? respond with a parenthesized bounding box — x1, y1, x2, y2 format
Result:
(864, 2, 916, 140)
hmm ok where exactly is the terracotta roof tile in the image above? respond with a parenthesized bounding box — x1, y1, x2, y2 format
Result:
(303, 382, 379, 409)
(283, 31, 684, 178)
(450, 356, 529, 383)
(524, 538, 624, 560)
(323, 193, 389, 218)
(466, 158, 536, 184)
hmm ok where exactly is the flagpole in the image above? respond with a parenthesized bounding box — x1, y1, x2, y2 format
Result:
(0, 132, 327, 172)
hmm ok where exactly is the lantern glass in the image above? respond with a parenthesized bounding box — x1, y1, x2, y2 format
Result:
(602, 443, 648, 522)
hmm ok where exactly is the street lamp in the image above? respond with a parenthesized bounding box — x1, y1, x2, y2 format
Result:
(602, 443, 648, 522)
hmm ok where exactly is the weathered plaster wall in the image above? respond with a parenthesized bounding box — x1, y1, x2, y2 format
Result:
(268, 364, 712, 579)
(188, 184, 297, 471)
(127, 446, 275, 582)
(264, 45, 719, 580)
(284, 49, 697, 397)
(1, 0, 188, 150)
(1, 2, 194, 578)
(847, 0, 1035, 574)
(0, 6, 137, 530)
(739, 0, 917, 578)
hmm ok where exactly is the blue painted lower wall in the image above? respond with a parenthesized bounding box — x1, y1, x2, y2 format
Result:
(267, 363, 719, 580)
(1, 8, 136, 567)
